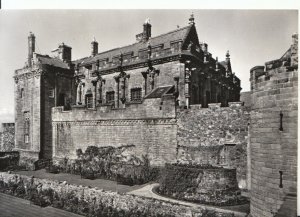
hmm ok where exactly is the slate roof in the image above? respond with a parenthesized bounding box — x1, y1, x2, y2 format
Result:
(36, 54, 70, 69)
(144, 85, 174, 99)
(73, 25, 193, 66)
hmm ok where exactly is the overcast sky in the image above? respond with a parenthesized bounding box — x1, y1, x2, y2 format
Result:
(0, 10, 298, 122)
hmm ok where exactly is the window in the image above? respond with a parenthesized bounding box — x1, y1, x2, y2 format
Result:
(106, 91, 115, 103)
(138, 49, 148, 59)
(20, 88, 24, 98)
(24, 112, 30, 144)
(49, 89, 54, 98)
(131, 88, 142, 101)
(170, 41, 180, 51)
(86, 95, 93, 109)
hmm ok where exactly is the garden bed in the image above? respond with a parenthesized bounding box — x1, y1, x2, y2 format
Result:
(159, 163, 247, 206)
(48, 146, 161, 185)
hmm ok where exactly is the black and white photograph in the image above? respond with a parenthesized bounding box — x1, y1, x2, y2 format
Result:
(0, 1, 298, 216)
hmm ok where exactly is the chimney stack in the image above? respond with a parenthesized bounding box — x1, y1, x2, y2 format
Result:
(28, 32, 35, 67)
(91, 37, 98, 56)
(58, 43, 72, 62)
(143, 18, 152, 41)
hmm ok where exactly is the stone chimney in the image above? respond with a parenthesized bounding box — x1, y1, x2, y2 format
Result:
(143, 18, 151, 40)
(58, 43, 72, 62)
(91, 37, 98, 56)
(28, 32, 35, 67)
(136, 18, 152, 42)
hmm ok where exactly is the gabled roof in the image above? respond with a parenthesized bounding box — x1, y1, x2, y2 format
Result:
(73, 25, 194, 66)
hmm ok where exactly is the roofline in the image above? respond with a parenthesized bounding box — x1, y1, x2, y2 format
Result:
(72, 25, 192, 64)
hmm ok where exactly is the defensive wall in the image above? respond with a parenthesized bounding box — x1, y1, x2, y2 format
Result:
(52, 98, 250, 188)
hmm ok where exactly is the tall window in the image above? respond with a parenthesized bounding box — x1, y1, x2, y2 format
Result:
(106, 91, 115, 103)
(20, 88, 24, 98)
(86, 95, 93, 109)
(49, 89, 54, 98)
(131, 88, 142, 101)
(24, 112, 30, 144)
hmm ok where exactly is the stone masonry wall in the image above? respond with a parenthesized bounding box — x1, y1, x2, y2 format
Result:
(250, 68, 298, 217)
(0, 123, 15, 152)
(41, 71, 74, 159)
(52, 96, 177, 166)
(176, 103, 250, 189)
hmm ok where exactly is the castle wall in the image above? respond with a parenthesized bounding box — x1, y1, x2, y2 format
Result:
(176, 103, 250, 189)
(0, 123, 15, 152)
(52, 96, 177, 166)
(250, 67, 298, 216)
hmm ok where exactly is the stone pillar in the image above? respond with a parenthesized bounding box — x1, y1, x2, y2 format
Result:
(120, 77, 126, 104)
(141, 71, 148, 96)
(81, 83, 85, 105)
(97, 79, 105, 105)
(92, 80, 97, 108)
(184, 68, 191, 108)
(247, 123, 251, 190)
(76, 83, 81, 105)
(114, 76, 120, 108)
(148, 68, 159, 91)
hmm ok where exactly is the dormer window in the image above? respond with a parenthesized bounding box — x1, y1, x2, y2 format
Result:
(138, 49, 148, 59)
(170, 41, 180, 51)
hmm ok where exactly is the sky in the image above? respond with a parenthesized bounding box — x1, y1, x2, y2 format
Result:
(0, 10, 298, 122)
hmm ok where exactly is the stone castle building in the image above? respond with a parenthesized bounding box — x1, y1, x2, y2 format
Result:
(14, 15, 241, 165)
(12, 13, 297, 216)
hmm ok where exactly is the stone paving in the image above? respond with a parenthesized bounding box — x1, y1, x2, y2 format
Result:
(0, 192, 83, 217)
